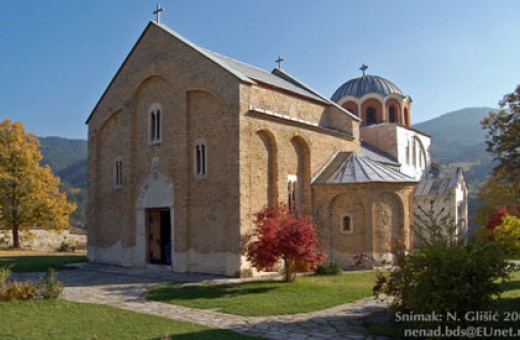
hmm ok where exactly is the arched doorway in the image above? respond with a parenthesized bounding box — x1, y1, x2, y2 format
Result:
(136, 173, 174, 266)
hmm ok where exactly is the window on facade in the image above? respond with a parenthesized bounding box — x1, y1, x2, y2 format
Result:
(412, 139, 417, 167)
(149, 103, 162, 144)
(341, 214, 353, 234)
(287, 175, 297, 212)
(366, 107, 376, 125)
(389, 106, 396, 122)
(406, 141, 411, 165)
(115, 160, 123, 188)
(195, 138, 207, 178)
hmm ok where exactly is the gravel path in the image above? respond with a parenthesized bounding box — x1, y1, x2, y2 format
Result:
(13, 264, 389, 339)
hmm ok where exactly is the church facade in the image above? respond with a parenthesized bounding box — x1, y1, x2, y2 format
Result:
(86, 22, 464, 276)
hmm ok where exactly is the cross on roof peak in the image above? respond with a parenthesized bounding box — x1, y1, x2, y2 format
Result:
(360, 63, 368, 76)
(153, 4, 164, 23)
(275, 55, 284, 69)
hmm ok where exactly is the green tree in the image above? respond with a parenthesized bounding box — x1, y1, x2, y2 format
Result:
(477, 85, 520, 225)
(374, 202, 510, 328)
(0, 119, 76, 248)
(494, 215, 520, 257)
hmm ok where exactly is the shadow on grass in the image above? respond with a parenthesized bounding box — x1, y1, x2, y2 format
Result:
(153, 328, 257, 339)
(0, 255, 86, 273)
(148, 282, 277, 302)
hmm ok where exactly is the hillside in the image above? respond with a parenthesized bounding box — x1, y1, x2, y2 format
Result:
(414, 107, 498, 225)
(38, 137, 88, 225)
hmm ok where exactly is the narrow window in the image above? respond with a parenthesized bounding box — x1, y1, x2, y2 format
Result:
(389, 106, 396, 122)
(150, 113, 156, 141)
(413, 139, 417, 166)
(406, 141, 410, 165)
(341, 214, 353, 234)
(287, 175, 297, 212)
(366, 107, 376, 125)
(195, 138, 207, 178)
(115, 160, 123, 188)
(156, 110, 161, 141)
(149, 103, 162, 144)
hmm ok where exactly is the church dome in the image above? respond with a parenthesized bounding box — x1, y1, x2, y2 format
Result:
(331, 74, 403, 102)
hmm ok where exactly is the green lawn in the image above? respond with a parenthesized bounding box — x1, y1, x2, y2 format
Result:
(0, 255, 86, 272)
(148, 272, 376, 316)
(0, 300, 253, 339)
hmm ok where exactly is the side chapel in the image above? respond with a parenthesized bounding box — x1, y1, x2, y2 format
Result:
(86, 21, 467, 276)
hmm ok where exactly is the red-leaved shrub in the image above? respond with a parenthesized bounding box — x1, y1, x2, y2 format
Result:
(246, 203, 326, 282)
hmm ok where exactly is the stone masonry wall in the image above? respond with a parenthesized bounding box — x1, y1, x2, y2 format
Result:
(0, 230, 86, 252)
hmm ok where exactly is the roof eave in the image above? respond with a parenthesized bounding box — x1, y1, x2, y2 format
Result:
(272, 68, 361, 122)
(86, 21, 255, 125)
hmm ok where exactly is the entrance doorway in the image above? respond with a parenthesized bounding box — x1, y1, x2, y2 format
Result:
(146, 208, 172, 265)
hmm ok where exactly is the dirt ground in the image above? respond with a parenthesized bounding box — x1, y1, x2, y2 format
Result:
(0, 249, 86, 257)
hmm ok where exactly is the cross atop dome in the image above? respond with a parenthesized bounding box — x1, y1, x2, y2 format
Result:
(359, 63, 368, 76)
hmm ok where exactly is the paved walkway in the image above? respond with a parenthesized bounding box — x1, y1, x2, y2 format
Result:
(14, 264, 389, 339)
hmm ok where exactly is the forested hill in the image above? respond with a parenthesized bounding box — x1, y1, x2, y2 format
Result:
(38, 137, 88, 225)
(413, 107, 496, 189)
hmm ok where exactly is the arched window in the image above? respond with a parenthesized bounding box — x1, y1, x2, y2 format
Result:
(195, 137, 207, 178)
(341, 214, 353, 234)
(412, 139, 417, 166)
(366, 107, 376, 125)
(389, 106, 396, 122)
(114, 158, 123, 188)
(149, 103, 162, 144)
(406, 141, 411, 165)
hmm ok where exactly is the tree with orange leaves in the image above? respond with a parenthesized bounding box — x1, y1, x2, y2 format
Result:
(0, 119, 76, 249)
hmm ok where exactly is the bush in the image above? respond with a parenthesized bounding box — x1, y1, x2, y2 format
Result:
(1, 281, 37, 301)
(37, 268, 63, 299)
(374, 203, 511, 327)
(315, 260, 341, 275)
(57, 240, 76, 253)
(246, 203, 326, 282)
(0, 266, 63, 301)
(494, 214, 520, 257)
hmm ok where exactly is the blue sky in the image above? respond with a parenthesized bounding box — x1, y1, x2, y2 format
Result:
(1, 0, 519, 139)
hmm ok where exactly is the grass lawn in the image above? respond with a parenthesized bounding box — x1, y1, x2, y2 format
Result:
(366, 270, 520, 337)
(0, 300, 252, 339)
(0, 254, 87, 272)
(148, 272, 376, 316)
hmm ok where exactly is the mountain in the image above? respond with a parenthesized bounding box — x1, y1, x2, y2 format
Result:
(38, 137, 88, 225)
(414, 107, 498, 226)
(39, 137, 87, 174)
(414, 107, 494, 163)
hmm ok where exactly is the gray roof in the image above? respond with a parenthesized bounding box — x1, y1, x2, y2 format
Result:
(414, 167, 465, 196)
(360, 142, 400, 166)
(314, 152, 417, 184)
(204, 50, 328, 103)
(331, 75, 403, 102)
(87, 21, 360, 124)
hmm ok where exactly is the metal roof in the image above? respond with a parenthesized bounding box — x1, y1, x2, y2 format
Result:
(360, 142, 400, 166)
(331, 75, 403, 102)
(414, 167, 464, 196)
(87, 21, 360, 124)
(204, 50, 328, 103)
(314, 152, 417, 184)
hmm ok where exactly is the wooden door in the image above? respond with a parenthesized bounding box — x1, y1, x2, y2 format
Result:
(147, 210, 162, 263)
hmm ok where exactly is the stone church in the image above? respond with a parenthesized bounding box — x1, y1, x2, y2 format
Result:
(86, 21, 467, 276)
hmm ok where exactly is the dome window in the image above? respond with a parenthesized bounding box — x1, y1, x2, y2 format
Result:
(366, 107, 376, 125)
(389, 106, 396, 122)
